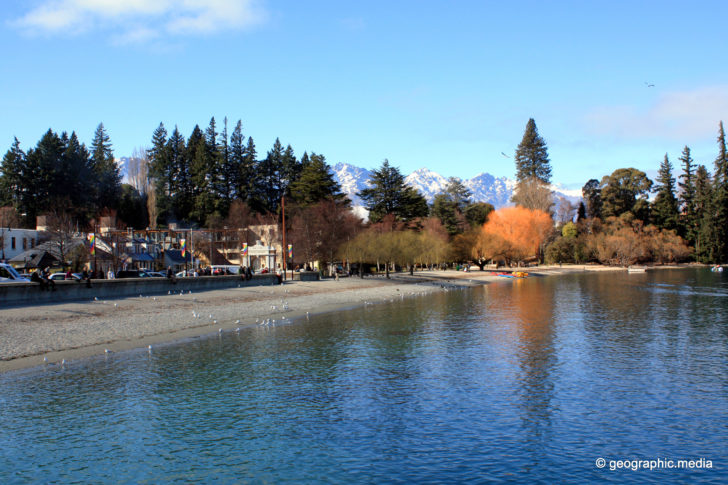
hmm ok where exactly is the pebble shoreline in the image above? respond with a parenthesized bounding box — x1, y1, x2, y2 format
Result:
(0, 266, 626, 373)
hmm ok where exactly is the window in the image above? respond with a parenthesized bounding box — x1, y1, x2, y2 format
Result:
(11, 237, 15, 250)
(22, 238, 27, 250)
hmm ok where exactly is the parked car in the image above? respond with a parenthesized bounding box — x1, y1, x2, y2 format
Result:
(116, 270, 143, 278)
(0, 263, 31, 283)
(145, 271, 166, 278)
(49, 272, 68, 280)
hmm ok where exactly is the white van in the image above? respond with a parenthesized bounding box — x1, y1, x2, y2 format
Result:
(211, 265, 241, 275)
(0, 263, 31, 283)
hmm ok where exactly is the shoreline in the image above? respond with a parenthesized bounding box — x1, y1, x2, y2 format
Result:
(0, 264, 685, 373)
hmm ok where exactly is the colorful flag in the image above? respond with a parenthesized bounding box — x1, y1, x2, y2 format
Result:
(242, 242, 248, 256)
(87, 233, 95, 256)
(287, 244, 293, 258)
(180, 239, 186, 258)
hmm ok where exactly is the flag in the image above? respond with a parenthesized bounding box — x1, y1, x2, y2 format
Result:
(287, 244, 293, 258)
(87, 233, 95, 256)
(181, 239, 186, 258)
(241, 242, 248, 256)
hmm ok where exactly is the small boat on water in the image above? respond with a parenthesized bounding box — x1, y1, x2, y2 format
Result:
(627, 266, 647, 273)
(711, 265, 724, 273)
(494, 271, 529, 278)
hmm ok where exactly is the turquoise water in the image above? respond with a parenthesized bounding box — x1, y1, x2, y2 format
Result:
(1, 269, 727, 483)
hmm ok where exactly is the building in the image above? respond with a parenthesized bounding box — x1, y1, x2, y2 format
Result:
(0, 228, 42, 262)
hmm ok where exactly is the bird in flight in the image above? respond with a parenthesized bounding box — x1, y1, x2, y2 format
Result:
(501, 152, 510, 158)
(645, 82, 655, 87)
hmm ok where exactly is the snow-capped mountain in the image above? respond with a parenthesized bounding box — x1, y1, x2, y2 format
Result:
(332, 163, 373, 207)
(331, 163, 582, 217)
(404, 168, 449, 201)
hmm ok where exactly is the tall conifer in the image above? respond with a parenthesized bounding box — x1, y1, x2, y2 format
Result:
(651, 154, 679, 231)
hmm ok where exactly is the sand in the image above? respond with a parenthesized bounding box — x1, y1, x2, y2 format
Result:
(0, 265, 625, 372)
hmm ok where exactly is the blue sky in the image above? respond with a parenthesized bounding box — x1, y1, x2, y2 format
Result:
(1, 1, 727, 189)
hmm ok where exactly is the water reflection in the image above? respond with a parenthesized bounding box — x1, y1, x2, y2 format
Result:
(1, 269, 727, 483)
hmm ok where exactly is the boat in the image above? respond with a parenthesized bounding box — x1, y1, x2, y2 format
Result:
(627, 266, 647, 273)
(711, 265, 724, 273)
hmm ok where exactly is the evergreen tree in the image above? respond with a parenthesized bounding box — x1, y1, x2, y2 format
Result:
(600, 168, 652, 221)
(358, 159, 428, 223)
(205, 117, 226, 215)
(677, 146, 697, 245)
(289, 153, 349, 206)
(90, 123, 121, 210)
(514, 118, 551, 184)
(167, 126, 190, 221)
(0, 138, 25, 208)
(694, 165, 715, 262)
(577, 201, 587, 221)
(464, 202, 494, 227)
(62, 132, 94, 220)
(651, 154, 679, 231)
(582, 179, 602, 219)
(280, 144, 300, 197)
(188, 125, 215, 224)
(431, 177, 472, 235)
(254, 138, 284, 213)
(229, 120, 246, 202)
(241, 135, 257, 206)
(23, 130, 65, 226)
(713, 121, 728, 261)
(147, 123, 170, 225)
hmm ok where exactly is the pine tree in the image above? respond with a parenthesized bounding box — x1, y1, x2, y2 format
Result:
(432, 177, 472, 235)
(205, 117, 226, 215)
(676, 146, 697, 247)
(0, 138, 25, 208)
(358, 159, 428, 223)
(289, 153, 348, 206)
(651, 154, 679, 231)
(229, 120, 246, 202)
(280, 144, 301, 197)
(694, 165, 714, 262)
(167, 126, 189, 221)
(582, 179, 602, 219)
(148, 123, 170, 225)
(514, 118, 551, 184)
(188, 125, 214, 225)
(254, 138, 284, 213)
(713, 121, 728, 261)
(90, 123, 121, 210)
(241, 135, 257, 206)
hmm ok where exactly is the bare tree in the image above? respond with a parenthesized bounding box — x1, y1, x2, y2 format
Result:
(555, 196, 576, 226)
(128, 146, 150, 195)
(146, 180, 158, 229)
(45, 211, 79, 268)
(511, 177, 555, 214)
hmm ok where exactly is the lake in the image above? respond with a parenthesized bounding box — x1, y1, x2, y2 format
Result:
(1, 268, 726, 483)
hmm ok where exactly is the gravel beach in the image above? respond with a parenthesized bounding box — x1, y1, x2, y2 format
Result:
(0, 266, 623, 372)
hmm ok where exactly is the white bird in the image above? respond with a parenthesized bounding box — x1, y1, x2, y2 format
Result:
(148, 345, 152, 351)
(235, 320, 240, 324)
(236, 327, 241, 332)
(209, 314, 213, 319)
(105, 349, 111, 354)
(94, 297, 98, 301)
(114, 303, 118, 308)
(61, 359, 66, 366)
(43, 357, 48, 363)
(218, 328, 222, 333)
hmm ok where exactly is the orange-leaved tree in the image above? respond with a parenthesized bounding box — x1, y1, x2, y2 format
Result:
(478, 206, 553, 265)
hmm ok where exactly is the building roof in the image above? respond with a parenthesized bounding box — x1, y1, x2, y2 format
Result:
(165, 249, 192, 264)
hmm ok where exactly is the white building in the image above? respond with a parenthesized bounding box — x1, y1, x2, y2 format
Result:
(0, 228, 41, 262)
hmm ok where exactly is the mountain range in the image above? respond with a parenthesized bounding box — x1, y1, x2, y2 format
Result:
(331, 163, 582, 215)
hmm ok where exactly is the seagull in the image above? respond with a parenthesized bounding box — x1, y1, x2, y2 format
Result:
(235, 320, 240, 324)
(501, 152, 510, 158)
(61, 359, 66, 366)
(645, 82, 655, 87)
(43, 357, 48, 363)
(105, 348, 112, 354)
(148, 345, 152, 352)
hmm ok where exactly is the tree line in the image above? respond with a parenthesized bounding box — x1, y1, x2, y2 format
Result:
(2, 116, 727, 271)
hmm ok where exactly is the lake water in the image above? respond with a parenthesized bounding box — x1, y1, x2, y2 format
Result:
(1, 269, 727, 483)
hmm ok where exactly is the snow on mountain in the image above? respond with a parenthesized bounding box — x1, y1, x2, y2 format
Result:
(116, 157, 130, 182)
(332, 163, 373, 207)
(404, 168, 449, 202)
(464, 173, 517, 209)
